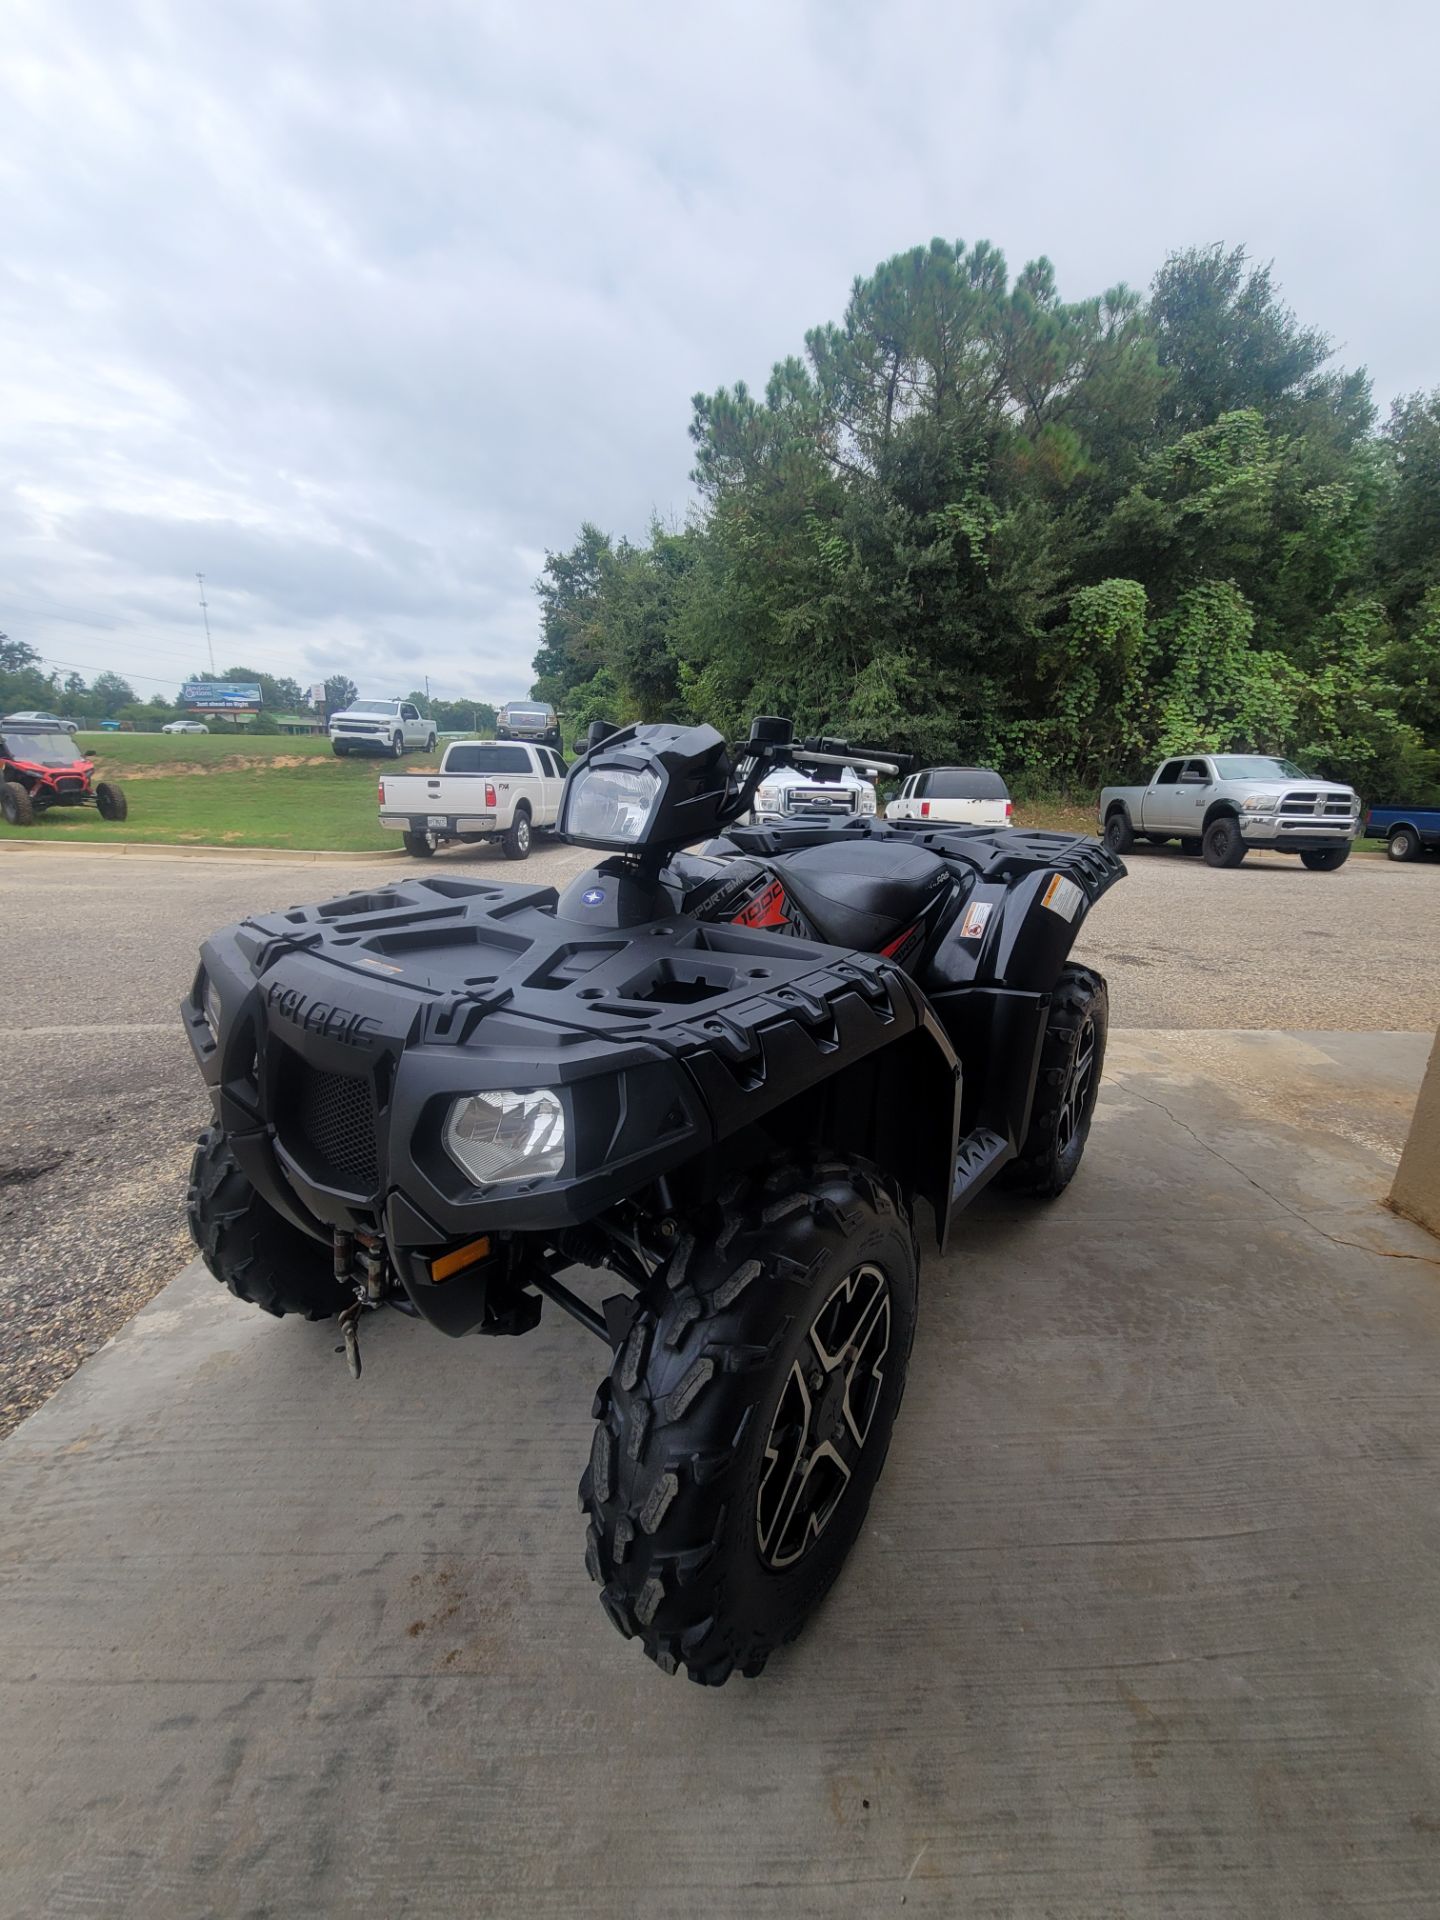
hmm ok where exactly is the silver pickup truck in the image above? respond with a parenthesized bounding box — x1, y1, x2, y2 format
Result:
(1099, 754, 1361, 869)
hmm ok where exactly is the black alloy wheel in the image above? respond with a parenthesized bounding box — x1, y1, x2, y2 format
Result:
(755, 1263, 892, 1571)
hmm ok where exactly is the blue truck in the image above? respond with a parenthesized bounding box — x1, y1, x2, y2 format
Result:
(1365, 804, 1440, 862)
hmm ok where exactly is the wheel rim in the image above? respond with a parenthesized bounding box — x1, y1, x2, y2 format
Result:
(1394, 835, 1411, 859)
(1056, 1017, 1098, 1154)
(517, 819, 529, 850)
(756, 1263, 891, 1572)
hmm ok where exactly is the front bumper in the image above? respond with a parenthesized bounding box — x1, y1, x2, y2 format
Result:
(330, 728, 393, 749)
(1240, 815, 1359, 850)
(754, 808, 866, 826)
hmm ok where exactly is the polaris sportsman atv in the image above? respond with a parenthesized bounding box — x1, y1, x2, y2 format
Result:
(184, 715, 1124, 1683)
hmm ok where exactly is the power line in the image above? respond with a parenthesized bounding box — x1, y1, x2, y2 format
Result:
(36, 654, 184, 691)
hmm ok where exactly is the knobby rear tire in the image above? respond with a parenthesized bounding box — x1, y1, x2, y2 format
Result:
(1000, 964, 1109, 1198)
(581, 1157, 918, 1684)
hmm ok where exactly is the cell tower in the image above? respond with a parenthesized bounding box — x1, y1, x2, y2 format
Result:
(196, 572, 215, 675)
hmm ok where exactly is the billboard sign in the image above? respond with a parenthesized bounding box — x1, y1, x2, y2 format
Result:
(182, 681, 263, 711)
(307, 682, 327, 708)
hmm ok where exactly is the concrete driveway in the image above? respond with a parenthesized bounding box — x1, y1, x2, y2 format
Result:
(3, 1029, 1438, 1916)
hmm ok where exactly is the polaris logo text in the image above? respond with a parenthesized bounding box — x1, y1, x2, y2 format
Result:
(265, 984, 381, 1048)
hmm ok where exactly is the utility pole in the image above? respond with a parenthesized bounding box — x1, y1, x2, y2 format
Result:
(196, 573, 214, 676)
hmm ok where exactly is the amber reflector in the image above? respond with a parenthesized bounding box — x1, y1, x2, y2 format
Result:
(429, 1236, 492, 1284)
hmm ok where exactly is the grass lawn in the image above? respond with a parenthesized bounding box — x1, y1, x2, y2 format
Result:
(0, 734, 446, 850)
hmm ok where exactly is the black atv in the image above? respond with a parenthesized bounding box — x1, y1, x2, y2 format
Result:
(184, 716, 1124, 1682)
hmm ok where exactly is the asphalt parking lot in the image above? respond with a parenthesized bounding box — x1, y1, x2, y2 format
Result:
(1, 839, 1437, 1437)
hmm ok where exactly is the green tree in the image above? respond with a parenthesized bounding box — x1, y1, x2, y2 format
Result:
(324, 674, 358, 715)
(0, 632, 41, 674)
(532, 233, 1436, 803)
(1149, 244, 1336, 436)
(1376, 389, 1440, 624)
(90, 671, 136, 716)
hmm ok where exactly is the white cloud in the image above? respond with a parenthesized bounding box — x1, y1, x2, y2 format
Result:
(1, 0, 1435, 702)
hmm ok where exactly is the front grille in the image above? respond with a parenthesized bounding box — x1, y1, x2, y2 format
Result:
(292, 1065, 379, 1188)
(787, 788, 856, 816)
(1279, 790, 1354, 819)
(56, 777, 84, 794)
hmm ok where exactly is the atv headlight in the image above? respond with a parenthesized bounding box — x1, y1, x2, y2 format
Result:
(203, 975, 222, 1037)
(1243, 793, 1281, 811)
(564, 765, 661, 843)
(444, 1090, 566, 1186)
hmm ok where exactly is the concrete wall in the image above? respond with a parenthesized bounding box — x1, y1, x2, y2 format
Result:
(1391, 1025, 1440, 1236)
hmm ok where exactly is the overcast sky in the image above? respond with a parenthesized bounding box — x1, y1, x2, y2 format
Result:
(2, 0, 1435, 707)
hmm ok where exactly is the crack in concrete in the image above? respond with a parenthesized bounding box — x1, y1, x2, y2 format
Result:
(1122, 1082, 1440, 1270)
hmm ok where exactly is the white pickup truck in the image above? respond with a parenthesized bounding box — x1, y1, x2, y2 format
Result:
(331, 699, 436, 758)
(751, 762, 878, 825)
(378, 740, 567, 859)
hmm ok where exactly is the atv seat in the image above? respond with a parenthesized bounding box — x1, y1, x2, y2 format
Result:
(770, 839, 952, 953)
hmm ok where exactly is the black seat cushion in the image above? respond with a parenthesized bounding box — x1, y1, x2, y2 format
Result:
(770, 839, 952, 953)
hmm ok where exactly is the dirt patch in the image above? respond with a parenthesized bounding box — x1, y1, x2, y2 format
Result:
(113, 752, 332, 781)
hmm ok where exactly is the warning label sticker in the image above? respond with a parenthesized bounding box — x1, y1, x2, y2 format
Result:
(959, 900, 993, 941)
(1041, 873, 1083, 921)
